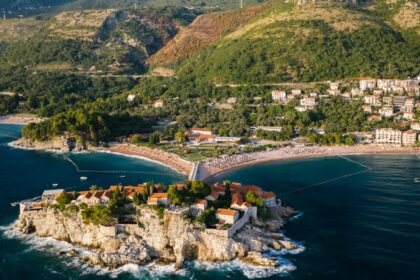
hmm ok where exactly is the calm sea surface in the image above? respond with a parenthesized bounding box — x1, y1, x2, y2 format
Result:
(1, 124, 419, 280)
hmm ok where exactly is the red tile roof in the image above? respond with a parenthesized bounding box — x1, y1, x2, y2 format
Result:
(150, 193, 168, 199)
(216, 208, 237, 216)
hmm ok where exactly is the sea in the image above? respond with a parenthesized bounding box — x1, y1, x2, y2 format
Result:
(0, 124, 419, 280)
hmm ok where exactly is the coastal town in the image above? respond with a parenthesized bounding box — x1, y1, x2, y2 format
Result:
(15, 180, 296, 269)
(20, 180, 278, 234)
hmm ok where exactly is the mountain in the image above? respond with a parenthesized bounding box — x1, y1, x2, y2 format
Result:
(0, 0, 263, 16)
(0, 7, 199, 73)
(149, 0, 419, 83)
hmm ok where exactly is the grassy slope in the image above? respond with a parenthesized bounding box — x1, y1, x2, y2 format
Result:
(174, 0, 419, 83)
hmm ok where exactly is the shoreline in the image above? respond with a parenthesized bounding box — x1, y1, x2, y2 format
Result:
(0, 114, 45, 125)
(107, 144, 193, 177)
(98, 149, 187, 177)
(200, 145, 420, 181)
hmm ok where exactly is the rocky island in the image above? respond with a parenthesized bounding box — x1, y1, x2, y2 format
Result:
(14, 181, 298, 270)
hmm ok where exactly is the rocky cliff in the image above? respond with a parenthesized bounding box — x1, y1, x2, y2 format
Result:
(11, 136, 95, 152)
(15, 205, 297, 269)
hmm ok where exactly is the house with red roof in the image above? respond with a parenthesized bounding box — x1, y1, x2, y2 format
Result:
(261, 192, 276, 207)
(193, 199, 208, 211)
(216, 208, 239, 224)
(76, 190, 113, 206)
(211, 183, 226, 195)
(205, 191, 219, 201)
(147, 193, 170, 206)
(230, 193, 251, 211)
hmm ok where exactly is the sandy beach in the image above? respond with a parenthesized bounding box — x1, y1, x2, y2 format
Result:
(0, 114, 45, 125)
(108, 144, 193, 176)
(197, 145, 420, 181)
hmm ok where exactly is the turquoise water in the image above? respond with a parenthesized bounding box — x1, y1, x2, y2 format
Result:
(1, 124, 420, 279)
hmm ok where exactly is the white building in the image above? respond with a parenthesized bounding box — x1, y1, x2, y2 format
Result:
(393, 96, 406, 108)
(377, 79, 395, 89)
(216, 208, 239, 224)
(403, 111, 415, 120)
(364, 95, 382, 106)
(402, 131, 417, 146)
(291, 89, 302, 96)
(360, 79, 376, 91)
(375, 128, 402, 145)
(351, 88, 364, 97)
(410, 122, 420, 131)
(379, 106, 394, 117)
(147, 193, 170, 206)
(300, 97, 317, 107)
(193, 199, 207, 211)
(271, 90, 287, 103)
(373, 89, 383, 95)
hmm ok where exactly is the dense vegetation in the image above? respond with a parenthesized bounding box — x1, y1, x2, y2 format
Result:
(179, 21, 419, 83)
(0, 7, 199, 73)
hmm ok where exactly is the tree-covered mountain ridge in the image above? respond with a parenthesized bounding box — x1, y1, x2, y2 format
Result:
(149, 0, 419, 83)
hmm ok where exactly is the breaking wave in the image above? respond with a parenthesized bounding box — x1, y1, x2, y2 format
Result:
(1, 222, 304, 279)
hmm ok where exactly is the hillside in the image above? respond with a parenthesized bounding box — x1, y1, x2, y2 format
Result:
(0, 7, 198, 73)
(147, 4, 267, 65)
(149, 0, 419, 83)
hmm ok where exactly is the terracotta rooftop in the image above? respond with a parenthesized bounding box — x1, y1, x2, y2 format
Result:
(150, 193, 168, 199)
(216, 208, 237, 216)
(195, 199, 207, 205)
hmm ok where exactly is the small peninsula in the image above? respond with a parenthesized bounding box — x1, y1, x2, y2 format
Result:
(14, 181, 297, 269)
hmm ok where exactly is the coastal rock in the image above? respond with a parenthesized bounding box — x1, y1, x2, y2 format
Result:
(15, 205, 290, 269)
(279, 240, 297, 250)
(11, 136, 95, 152)
(241, 251, 277, 267)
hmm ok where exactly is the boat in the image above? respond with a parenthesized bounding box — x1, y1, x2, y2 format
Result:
(80, 176, 88, 181)
(52, 183, 59, 187)
(120, 175, 126, 178)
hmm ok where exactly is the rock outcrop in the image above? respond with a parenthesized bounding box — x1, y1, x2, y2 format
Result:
(11, 136, 95, 152)
(15, 205, 295, 269)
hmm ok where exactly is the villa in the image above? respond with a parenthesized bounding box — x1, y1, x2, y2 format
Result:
(147, 193, 170, 206)
(77, 191, 113, 206)
(216, 208, 239, 224)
